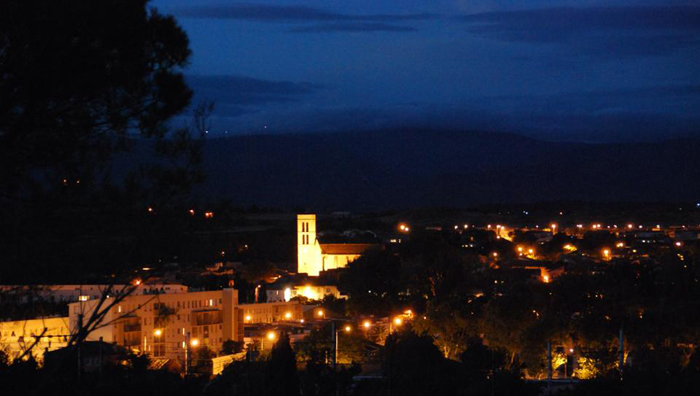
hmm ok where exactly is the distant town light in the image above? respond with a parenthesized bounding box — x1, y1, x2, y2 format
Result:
(394, 317, 403, 326)
(317, 309, 324, 317)
(189, 209, 195, 216)
(267, 332, 276, 340)
(204, 212, 214, 218)
(285, 311, 292, 320)
(542, 275, 550, 283)
(363, 320, 371, 329)
(190, 338, 200, 347)
(245, 315, 252, 322)
(154, 329, 162, 337)
(675, 241, 682, 247)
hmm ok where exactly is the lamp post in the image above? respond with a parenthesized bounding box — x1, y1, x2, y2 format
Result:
(334, 325, 351, 369)
(262, 331, 276, 352)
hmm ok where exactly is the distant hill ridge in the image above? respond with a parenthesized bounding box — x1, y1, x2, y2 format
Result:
(197, 130, 700, 210)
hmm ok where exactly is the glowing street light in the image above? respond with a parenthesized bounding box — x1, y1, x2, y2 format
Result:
(190, 338, 200, 347)
(603, 249, 610, 259)
(542, 275, 550, 283)
(267, 331, 276, 341)
(154, 329, 162, 337)
(363, 320, 371, 329)
(317, 309, 325, 318)
(394, 317, 403, 326)
(245, 315, 252, 322)
(284, 311, 292, 320)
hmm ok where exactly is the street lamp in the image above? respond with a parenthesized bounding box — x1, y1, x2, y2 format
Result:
(334, 326, 351, 368)
(261, 331, 276, 351)
(363, 320, 371, 329)
(154, 329, 162, 337)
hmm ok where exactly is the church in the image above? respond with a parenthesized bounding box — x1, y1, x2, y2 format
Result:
(297, 214, 375, 276)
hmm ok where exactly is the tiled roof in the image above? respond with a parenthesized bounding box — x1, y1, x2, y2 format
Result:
(319, 243, 376, 255)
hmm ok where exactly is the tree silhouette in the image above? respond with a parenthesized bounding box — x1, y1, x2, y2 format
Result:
(0, 0, 206, 281)
(267, 332, 300, 396)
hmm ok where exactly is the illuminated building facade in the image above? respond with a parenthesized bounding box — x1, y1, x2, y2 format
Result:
(239, 301, 304, 324)
(297, 214, 374, 276)
(68, 289, 243, 360)
(0, 317, 70, 362)
(266, 285, 343, 302)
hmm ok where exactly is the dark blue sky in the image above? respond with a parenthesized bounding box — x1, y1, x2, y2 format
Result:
(154, 0, 700, 142)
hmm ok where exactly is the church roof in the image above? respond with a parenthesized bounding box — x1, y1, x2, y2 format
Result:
(319, 243, 376, 255)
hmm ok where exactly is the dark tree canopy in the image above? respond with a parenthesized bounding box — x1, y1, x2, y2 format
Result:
(0, 0, 193, 191)
(0, 0, 205, 281)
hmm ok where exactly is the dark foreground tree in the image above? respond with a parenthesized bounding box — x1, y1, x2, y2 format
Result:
(267, 332, 300, 396)
(0, 0, 206, 281)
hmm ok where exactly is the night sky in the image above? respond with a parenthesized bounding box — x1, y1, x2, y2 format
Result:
(154, 1, 700, 142)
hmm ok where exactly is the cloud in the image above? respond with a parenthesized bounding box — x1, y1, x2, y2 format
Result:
(459, 6, 700, 57)
(176, 3, 433, 23)
(186, 75, 321, 115)
(288, 22, 417, 33)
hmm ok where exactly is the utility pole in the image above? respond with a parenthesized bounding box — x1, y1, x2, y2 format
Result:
(185, 331, 191, 376)
(77, 312, 83, 383)
(331, 321, 336, 370)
